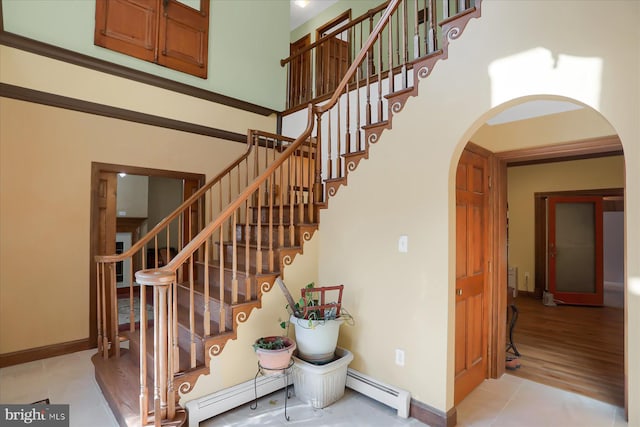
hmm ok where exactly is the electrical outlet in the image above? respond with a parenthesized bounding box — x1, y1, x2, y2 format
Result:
(395, 349, 405, 366)
(398, 235, 408, 253)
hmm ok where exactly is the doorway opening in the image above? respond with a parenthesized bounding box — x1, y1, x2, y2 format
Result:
(89, 163, 205, 347)
(454, 98, 626, 414)
(495, 147, 625, 408)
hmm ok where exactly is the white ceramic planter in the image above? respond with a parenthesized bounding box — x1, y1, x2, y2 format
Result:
(290, 315, 344, 364)
(293, 347, 353, 408)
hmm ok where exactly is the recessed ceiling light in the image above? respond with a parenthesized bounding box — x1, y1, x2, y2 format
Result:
(295, 0, 309, 8)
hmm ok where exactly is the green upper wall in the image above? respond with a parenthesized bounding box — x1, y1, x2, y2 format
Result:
(291, 0, 379, 43)
(1, 0, 290, 111)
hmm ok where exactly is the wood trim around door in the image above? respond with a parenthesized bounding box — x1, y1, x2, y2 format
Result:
(533, 188, 623, 299)
(89, 163, 205, 348)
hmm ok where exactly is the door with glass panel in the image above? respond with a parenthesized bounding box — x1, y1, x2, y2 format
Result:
(548, 196, 603, 305)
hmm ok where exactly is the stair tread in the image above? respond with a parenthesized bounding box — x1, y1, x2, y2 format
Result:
(343, 150, 367, 158)
(193, 261, 279, 278)
(176, 280, 256, 304)
(361, 120, 389, 130)
(325, 176, 347, 183)
(92, 350, 147, 426)
(384, 86, 414, 99)
(176, 304, 225, 339)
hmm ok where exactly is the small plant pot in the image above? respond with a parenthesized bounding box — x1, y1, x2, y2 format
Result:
(254, 336, 296, 373)
(291, 315, 344, 364)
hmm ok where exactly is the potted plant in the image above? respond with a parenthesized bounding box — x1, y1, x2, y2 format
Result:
(253, 335, 296, 372)
(276, 279, 353, 364)
(275, 278, 355, 409)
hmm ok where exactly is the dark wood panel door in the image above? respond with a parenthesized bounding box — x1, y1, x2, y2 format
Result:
(548, 196, 603, 305)
(316, 37, 349, 97)
(455, 148, 489, 405)
(289, 34, 312, 108)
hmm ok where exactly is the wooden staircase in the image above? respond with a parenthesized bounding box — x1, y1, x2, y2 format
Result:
(93, 1, 483, 425)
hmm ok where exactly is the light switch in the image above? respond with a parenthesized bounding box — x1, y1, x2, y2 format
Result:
(398, 235, 408, 253)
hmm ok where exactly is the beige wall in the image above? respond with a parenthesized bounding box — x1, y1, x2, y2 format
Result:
(472, 107, 616, 152)
(0, 98, 248, 353)
(0, 45, 277, 136)
(0, 41, 277, 352)
(507, 156, 625, 292)
(313, 0, 639, 423)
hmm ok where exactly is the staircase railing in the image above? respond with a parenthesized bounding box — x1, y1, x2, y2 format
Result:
(100, 0, 481, 423)
(283, 0, 479, 193)
(135, 106, 317, 424)
(282, 0, 475, 111)
(95, 131, 295, 360)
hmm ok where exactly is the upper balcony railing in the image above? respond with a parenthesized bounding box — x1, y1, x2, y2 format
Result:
(282, 0, 475, 111)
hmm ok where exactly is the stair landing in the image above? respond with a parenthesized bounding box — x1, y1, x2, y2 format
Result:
(92, 350, 187, 426)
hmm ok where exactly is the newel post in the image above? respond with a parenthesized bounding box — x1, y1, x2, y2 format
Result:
(135, 268, 177, 426)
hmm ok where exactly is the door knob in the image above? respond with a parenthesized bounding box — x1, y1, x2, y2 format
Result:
(456, 288, 463, 296)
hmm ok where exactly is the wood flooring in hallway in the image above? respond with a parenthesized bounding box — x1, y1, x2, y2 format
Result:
(506, 295, 624, 407)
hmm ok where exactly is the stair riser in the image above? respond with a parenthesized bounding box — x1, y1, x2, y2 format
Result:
(236, 224, 298, 247)
(250, 205, 312, 224)
(176, 285, 233, 329)
(177, 324, 205, 368)
(128, 328, 197, 380)
(195, 263, 254, 299)
(223, 243, 277, 271)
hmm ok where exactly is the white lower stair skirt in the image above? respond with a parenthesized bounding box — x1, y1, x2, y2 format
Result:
(185, 368, 411, 426)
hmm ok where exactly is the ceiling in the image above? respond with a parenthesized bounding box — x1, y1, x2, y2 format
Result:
(486, 100, 584, 126)
(290, 0, 339, 30)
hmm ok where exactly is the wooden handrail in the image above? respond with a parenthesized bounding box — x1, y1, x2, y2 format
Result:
(160, 105, 315, 271)
(315, 0, 402, 114)
(95, 130, 291, 264)
(95, 134, 252, 264)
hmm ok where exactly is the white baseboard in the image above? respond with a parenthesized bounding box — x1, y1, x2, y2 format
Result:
(185, 367, 411, 425)
(346, 368, 410, 418)
(185, 373, 292, 427)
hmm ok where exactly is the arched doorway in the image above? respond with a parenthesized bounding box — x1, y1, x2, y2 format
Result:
(454, 96, 626, 412)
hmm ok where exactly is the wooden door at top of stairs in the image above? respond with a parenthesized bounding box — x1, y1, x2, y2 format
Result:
(455, 146, 489, 405)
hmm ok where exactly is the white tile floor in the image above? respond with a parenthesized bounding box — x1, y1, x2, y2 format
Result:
(0, 350, 118, 427)
(0, 350, 628, 427)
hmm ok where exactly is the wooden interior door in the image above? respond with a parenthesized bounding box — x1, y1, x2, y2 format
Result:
(548, 196, 604, 305)
(455, 147, 489, 405)
(289, 34, 311, 108)
(316, 37, 349, 97)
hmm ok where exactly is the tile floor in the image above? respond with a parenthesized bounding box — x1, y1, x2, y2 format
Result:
(0, 349, 628, 426)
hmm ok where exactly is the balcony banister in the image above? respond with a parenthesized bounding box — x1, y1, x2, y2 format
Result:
(280, 1, 390, 67)
(314, 0, 401, 115)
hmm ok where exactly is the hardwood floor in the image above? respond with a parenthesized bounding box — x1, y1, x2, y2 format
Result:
(506, 295, 624, 407)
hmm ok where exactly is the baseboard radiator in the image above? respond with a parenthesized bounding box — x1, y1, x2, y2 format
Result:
(185, 368, 410, 425)
(185, 374, 293, 427)
(346, 368, 410, 418)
